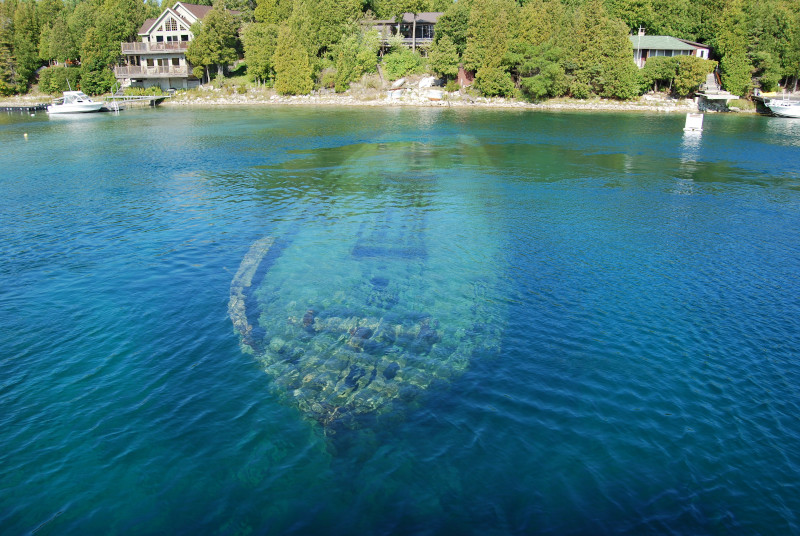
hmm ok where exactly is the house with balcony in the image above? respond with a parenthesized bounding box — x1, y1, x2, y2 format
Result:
(371, 12, 443, 52)
(630, 30, 711, 68)
(114, 2, 213, 90)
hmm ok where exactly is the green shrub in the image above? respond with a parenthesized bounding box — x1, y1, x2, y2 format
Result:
(320, 69, 336, 89)
(38, 66, 81, 94)
(78, 68, 116, 95)
(445, 79, 460, 92)
(474, 66, 514, 97)
(729, 98, 755, 110)
(570, 81, 592, 99)
(382, 48, 424, 80)
(673, 56, 717, 97)
(123, 86, 166, 96)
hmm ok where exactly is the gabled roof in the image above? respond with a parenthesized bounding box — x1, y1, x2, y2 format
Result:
(138, 2, 211, 36)
(139, 18, 156, 35)
(177, 3, 213, 20)
(629, 35, 697, 51)
(374, 12, 443, 25)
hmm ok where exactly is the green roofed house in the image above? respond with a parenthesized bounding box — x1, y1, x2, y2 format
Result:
(630, 29, 710, 68)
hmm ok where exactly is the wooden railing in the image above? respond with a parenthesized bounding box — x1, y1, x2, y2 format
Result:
(121, 41, 189, 54)
(114, 65, 189, 78)
(379, 37, 434, 46)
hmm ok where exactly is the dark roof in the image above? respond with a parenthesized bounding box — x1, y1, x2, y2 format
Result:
(374, 12, 443, 25)
(676, 38, 710, 49)
(139, 18, 156, 34)
(179, 3, 214, 20)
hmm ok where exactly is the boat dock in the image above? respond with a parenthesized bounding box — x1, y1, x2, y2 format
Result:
(3, 93, 169, 114)
(2, 103, 48, 112)
(103, 94, 171, 110)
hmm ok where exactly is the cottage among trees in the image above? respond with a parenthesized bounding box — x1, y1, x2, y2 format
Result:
(114, 2, 231, 90)
(630, 30, 710, 69)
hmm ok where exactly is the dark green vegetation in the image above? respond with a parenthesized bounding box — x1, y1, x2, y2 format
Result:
(0, 0, 798, 98)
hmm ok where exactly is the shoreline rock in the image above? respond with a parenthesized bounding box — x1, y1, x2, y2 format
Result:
(162, 88, 703, 113)
(2, 87, 755, 114)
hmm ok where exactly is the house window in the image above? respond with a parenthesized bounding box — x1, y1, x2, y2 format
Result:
(165, 18, 177, 32)
(156, 35, 164, 42)
(181, 35, 189, 41)
(147, 58, 154, 67)
(172, 58, 180, 66)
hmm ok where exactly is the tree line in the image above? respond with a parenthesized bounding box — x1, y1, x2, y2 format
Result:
(1, 0, 799, 99)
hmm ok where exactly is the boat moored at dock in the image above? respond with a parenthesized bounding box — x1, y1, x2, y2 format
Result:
(766, 97, 800, 118)
(46, 91, 104, 114)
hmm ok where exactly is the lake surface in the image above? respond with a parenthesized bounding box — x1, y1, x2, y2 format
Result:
(2, 106, 799, 535)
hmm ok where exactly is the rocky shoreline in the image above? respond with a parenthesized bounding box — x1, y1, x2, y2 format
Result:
(163, 85, 704, 113)
(3, 84, 748, 113)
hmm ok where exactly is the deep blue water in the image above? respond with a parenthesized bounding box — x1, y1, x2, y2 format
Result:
(1, 106, 799, 535)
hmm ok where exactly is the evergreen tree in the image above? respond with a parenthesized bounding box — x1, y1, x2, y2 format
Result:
(569, 0, 640, 99)
(714, 0, 751, 95)
(36, 0, 62, 28)
(67, 1, 96, 50)
(333, 28, 379, 91)
(39, 14, 76, 64)
(311, 0, 363, 54)
(288, 0, 315, 57)
(273, 22, 313, 94)
(649, 0, 700, 40)
(514, 42, 569, 100)
(12, 0, 40, 91)
(0, 0, 16, 95)
(428, 33, 459, 77)
(605, 0, 653, 34)
(518, 0, 565, 48)
(433, 0, 470, 55)
(242, 22, 278, 83)
(254, 0, 291, 24)
(463, 0, 516, 71)
(784, 11, 800, 91)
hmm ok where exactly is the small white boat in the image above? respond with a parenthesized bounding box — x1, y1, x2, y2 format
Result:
(47, 91, 103, 114)
(767, 97, 800, 118)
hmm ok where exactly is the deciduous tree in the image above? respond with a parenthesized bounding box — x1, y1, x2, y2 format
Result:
(186, 6, 239, 80)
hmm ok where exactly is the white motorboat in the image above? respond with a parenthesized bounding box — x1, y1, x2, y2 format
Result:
(47, 91, 104, 114)
(766, 97, 800, 118)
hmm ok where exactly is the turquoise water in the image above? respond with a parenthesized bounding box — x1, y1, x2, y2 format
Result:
(1, 107, 799, 535)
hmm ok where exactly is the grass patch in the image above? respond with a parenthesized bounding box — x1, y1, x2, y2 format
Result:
(729, 98, 755, 110)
